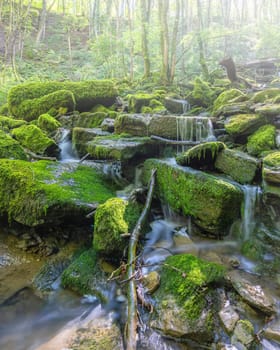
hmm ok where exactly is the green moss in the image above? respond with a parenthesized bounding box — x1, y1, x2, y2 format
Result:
(128, 93, 156, 113)
(156, 254, 224, 320)
(225, 114, 266, 138)
(38, 113, 61, 133)
(93, 197, 141, 257)
(0, 103, 9, 115)
(255, 104, 280, 118)
(76, 112, 107, 128)
(263, 151, 280, 168)
(252, 88, 280, 103)
(213, 89, 245, 112)
(187, 77, 217, 108)
(13, 90, 76, 121)
(0, 115, 27, 131)
(8, 80, 118, 119)
(247, 124, 276, 157)
(91, 104, 109, 113)
(143, 159, 243, 234)
(141, 106, 153, 114)
(11, 124, 58, 155)
(176, 141, 225, 170)
(241, 240, 263, 260)
(0, 130, 27, 160)
(0, 160, 116, 226)
(61, 249, 107, 300)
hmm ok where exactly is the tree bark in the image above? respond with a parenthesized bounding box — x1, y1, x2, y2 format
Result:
(126, 168, 156, 350)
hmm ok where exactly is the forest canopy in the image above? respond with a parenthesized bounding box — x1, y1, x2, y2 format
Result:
(1, 0, 280, 101)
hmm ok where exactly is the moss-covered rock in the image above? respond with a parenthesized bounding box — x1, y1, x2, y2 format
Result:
(38, 113, 61, 133)
(214, 102, 250, 118)
(215, 148, 261, 184)
(72, 127, 110, 157)
(0, 103, 9, 115)
(263, 152, 280, 184)
(186, 77, 217, 108)
(114, 114, 151, 136)
(212, 89, 245, 113)
(152, 254, 224, 343)
(0, 160, 116, 226)
(176, 141, 225, 170)
(251, 88, 280, 103)
(128, 93, 157, 113)
(11, 90, 76, 121)
(61, 249, 110, 300)
(255, 104, 280, 119)
(93, 197, 141, 258)
(247, 124, 276, 157)
(0, 130, 27, 160)
(87, 135, 157, 162)
(263, 151, 280, 168)
(143, 159, 243, 234)
(8, 80, 118, 119)
(11, 124, 59, 156)
(225, 114, 266, 142)
(164, 97, 190, 114)
(0, 115, 27, 131)
(75, 111, 107, 128)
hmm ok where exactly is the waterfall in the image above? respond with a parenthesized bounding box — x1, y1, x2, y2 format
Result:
(241, 185, 260, 240)
(57, 128, 79, 162)
(176, 116, 216, 152)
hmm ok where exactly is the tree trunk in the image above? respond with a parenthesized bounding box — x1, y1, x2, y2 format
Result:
(159, 0, 169, 85)
(140, 0, 151, 78)
(219, 56, 238, 82)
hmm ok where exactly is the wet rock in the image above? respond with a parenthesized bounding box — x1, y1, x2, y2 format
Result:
(72, 127, 110, 156)
(219, 303, 239, 333)
(263, 167, 280, 185)
(232, 320, 255, 348)
(263, 319, 280, 343)
(255, 103, 280, 119)
(114, 114, 151, 136)
(228, 270, 277, 315)
(142, 271, 160, 294)
(100, 118, 115, 133)
(164, 97, 190, 114)
(214, 102, 250, 117)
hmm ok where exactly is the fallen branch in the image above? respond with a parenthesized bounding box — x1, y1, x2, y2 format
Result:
(151, 135, 201, 145)
(79, 152, 90, 163)
(126, 168, 157, 350)
(24, 148, 57, 161)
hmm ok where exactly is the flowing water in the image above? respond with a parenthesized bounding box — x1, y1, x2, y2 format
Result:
(241, 185, 261, 241)
(57, 128, 79, 162)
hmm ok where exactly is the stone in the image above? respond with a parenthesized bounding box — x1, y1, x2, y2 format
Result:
(101, 118, 115, 132)
(164, 97, 190, 114)
(251, 88, 280, 103)
(214, 102, 250, 117)
(263, 319, 280, 343)
(143, 159, 243, 235)
(247, 124, 276, 157)
(255, 104, 280, 119)
(263, 167, 280, 185)
(215, 148, 261, 184)
(219, 304, 239, 333)
(0, 130, 27, 160)
(114, 113, 151, 136)
(72, 127, 110, 156)
(142, 271, 160, 294)
(228, 270, 277, 315)
(232, 320, 255, 347)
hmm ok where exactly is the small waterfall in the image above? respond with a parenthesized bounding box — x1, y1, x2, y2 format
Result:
(241, 185, 260, 240)
(57, 128, 79, 162)
(176, 116, 216, 152)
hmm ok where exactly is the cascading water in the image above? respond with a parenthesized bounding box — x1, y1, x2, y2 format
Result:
(57, 128, 79, 162)
(241, 185, 260, 241)
(176, 116, 216, 152)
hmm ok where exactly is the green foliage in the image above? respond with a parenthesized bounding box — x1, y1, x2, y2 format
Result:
(247, 125, 276, 157)
(11, 124, 58, 155)
(156, 254, 225, 320)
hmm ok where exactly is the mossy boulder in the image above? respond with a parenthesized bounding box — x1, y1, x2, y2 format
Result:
(8, 80, 118, 119)
(263, 152, 280, 168)
(11, 124, 59, 156)
(0, 160, 116, 226)
(247, 124, 276, 157)
(75, 112, 107, 128)
(87, 135, 157, 162)
(61, 249, 110, 300)
(225, 114, 266, 142)
(0, 103, 9, 115)
(10, 89, 76, 122)
(176, 141, 225, 170)
(114, 114, 151, 136)
(72, 127, 110, 157)
(212, 89, 245, 113)
(251, 88, 280, 103)
(0, 130, 27, 160)
(128, 93, 157, 113)
(255, 104, 280, 119)
(263, 152, 280, 185)
(164, 97, 190, 114)
(152, 254, 225, 343)
(93, 197, 141, 258)
(143, 159, 243, 234)
(186, 77, 217, 108)
(38, 113, 61, 133)
(214, 102, 250, 118)
(0, 115, 27, 131)
(215, 148, 261, 184)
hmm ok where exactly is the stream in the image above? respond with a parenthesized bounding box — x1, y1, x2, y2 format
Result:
(1, 126, 280, 349)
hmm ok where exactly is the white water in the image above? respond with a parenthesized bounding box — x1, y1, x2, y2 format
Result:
(57, 128, 79, 162)
(241, 185, 260, 241)
(176, 116, 216, 152)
